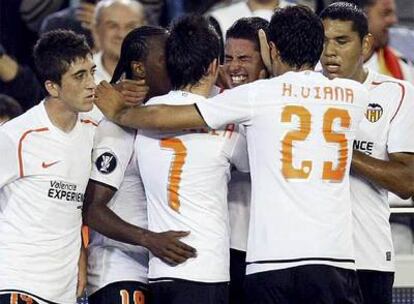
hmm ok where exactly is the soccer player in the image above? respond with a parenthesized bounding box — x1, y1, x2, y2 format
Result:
(136, 15, 248, 304)
(83, 26, 196, 304)
(0, 30, 97, 304)
(94, 6, 370, 303)
(320, 3, 414, 303)
(223, 16, 269, 304)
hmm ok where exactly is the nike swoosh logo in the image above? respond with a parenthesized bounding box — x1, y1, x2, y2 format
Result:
(42, 161, 60, 168)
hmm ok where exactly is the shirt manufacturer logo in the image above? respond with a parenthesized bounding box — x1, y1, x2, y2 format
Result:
(42, 160, 60, 168)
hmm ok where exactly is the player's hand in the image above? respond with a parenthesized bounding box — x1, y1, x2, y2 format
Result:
(75, 2, 96, 30)
(95, 81, 129, 121)
(145, 231, 197, 266)
(113, 79, 149, 106)
(76, 245, 87, 298)
(258, 29, 272, 76)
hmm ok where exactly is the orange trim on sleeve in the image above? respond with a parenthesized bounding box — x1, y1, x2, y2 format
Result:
(81, 119, 98, 127)
(372, 81, 405, 122)
(18, 127, 49, 177)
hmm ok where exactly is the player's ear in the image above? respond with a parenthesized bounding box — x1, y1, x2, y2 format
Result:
(45, 80, 59, 98)
(209, 58, 219, 76)
(269, 41, 280, 63)
(131, 61, 146, 79)
(362, 33, 374, 61)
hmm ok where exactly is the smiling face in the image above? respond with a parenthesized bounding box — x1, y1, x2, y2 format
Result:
(321, 19, 371, 83)
(224, 38, 265, 87)
(52, 55, 97, 112)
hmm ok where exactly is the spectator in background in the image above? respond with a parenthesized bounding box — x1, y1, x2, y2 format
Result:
(209, 0, 282, 34)
(0, 94, 23, 125)
(41, 0, 99, 49)
(345, 0, 414, 83)
(0, 46, 44, 111)
(92, 0, 146, 83)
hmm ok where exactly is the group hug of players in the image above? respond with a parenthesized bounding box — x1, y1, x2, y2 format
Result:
(0, 2, 413, 304)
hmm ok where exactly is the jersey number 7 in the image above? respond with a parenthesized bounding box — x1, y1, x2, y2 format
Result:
(160, 138, 187, 212)
(281, 106, 351, 182)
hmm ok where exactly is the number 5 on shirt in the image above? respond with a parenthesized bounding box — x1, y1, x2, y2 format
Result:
(281, 106, 351, 182)
(160, 138, 187, 212)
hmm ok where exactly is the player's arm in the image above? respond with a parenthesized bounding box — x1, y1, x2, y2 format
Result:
(76, 243, 87, 298)
(95, 81, 207, 131)
(352, 151, 414, 199)
(83, 180, 197, 265)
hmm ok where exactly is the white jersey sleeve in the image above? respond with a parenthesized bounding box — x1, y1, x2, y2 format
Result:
(0, 131, 18, 187)
(196, 84, 254, 129)
(90, 120, 135, 190)
(387, 82, 414, 153)
(226, 125, 249, 173)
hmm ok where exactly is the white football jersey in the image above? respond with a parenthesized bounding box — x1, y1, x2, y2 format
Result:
(196, 70, 370, 275)
(0, 101, 97, 304)
(228, 126, 251, 252)
(352, 70, 414, 272)
(137, 90, 249, 283)
(87, 120, 148, 295)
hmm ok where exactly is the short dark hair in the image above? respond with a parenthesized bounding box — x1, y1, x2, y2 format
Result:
(111, 26, 169, 83)
(167, 14, 220, 89)
(226, 17, 270, 51)
(268, 5, 324, 69)
(0, 94, 23, 120)
(320, 2, 369, 40)
(33, 30, 91, 84)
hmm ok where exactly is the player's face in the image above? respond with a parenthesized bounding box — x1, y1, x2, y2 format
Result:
(321, 19, 368, 82)
(143, 38, 171, 98)
(95, 4, 145, 59)
(57, 55, 96, 112)
(224, 38, 265, 87)
(366, 0, 397, 49)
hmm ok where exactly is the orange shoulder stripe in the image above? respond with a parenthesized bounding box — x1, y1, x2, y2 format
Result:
(18, 127, 49, 177)
(372, 80, 405, 122)
(81, 119, 98, 127)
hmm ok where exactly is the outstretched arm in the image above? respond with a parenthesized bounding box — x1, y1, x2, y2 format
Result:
(95, 81, 207, 131)
(352, 151, 414, 199)
(83, 180, 197, 265)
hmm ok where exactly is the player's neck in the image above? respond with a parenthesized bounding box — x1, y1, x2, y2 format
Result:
(352, 67, 369, 84)
(44, 97, 78, 133)
(247, 0, 278, 11)
(102, 53, 119, 78)
(181, 79, 214, 98)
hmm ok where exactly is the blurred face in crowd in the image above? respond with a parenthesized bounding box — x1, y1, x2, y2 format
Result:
(321, 19, 372, 83)
(48, 55, 96, 112)
(94, 2, 145, 60)
(224, 38, 266, 87)
(366, 0, 397, 49)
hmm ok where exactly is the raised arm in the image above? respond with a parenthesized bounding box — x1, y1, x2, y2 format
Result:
(352, 151, 414, 199)
(95, 81, 207, 131)
(83, 180, 197, 265)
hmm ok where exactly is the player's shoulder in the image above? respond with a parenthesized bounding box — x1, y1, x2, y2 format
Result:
(0, 104, 46, 142)
(95, 118, 135, 139)
(79, 111, 99, 128)
(147, 90, 206, 106)
(369, 70, 414, 91)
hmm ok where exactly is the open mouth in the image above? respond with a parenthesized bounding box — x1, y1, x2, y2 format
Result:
(231, 75, 247, 84)
(324, 63, 341, 74)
